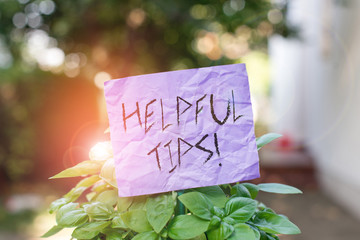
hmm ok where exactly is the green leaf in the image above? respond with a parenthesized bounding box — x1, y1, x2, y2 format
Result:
(83, 202, 114, 221)
(168, 215, 209, 239)
(121, 209, 152, 233)
(50, 160, 104, 179)
(256, 133, 282, 150)
(72, 221, 111, 239)
(231, 184, 251, 198)
(146, 193, 175, 233)
(56, 203, 88, 227)
(101, 228, 125, 240)
(188, 233, 207, 240)
(242, 183, 259, 199)
(192, 186, 227, 208)
(178, 192, 213, 220)
(253, 212, 301, 235)
(96, 189, 118, 206)
(111, 215, 128, 229)
(117, 197, 133, 212)
(64, 176, 101, 202)
(207, 222, 234, 240)
(210, 206, 225, 218)
(132, 231, 160, 240)
(228, 223, 256, 240)
(49, 198, 68, 214)
(41, 225, 63, 238)
(129, 195, 148, 210)
(224, 197, 257, 222)
(258, 183, 302, 194)
(208, 215, 221, 230)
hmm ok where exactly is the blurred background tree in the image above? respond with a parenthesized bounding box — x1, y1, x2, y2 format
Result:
(0, 0, 293, 186)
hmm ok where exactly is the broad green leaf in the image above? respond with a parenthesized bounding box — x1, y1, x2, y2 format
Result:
(146, 193, 175, 233)
(41, 225, 63, 238)
(96, 189, 118, 206)
(231, 184, 251, 198)
(49, 198, 68, 214)
(224, 197, 257, 222)
(72, 221, 111, 239)
(65, 175, 101, 201)
(210, 206, 225, 218)
(256, 133, 282, 150)
(129, 195, 148, 210)
(132, 231, 160, 240)
(208, 215, 221, 230)
(207, 222, 234, 240)
(117, 197, 133, 212)
(100, 158, 118, 187)
(258, 183, 302, 194)
(253, 212, 301, 235)
(168, 215, 209, 239)
(178, 192, 213, 220)
(50, 160, 104, 179)
(83, 202, 114, 221)
(228, 223, 256, 240)
(252, 228, 261, 240)
(56, 203, 88, 227)
(192, 186, 227, 208)
(188, 233, 207, 240)
(121, 209, 152, 233)
(111, 215, 128, 229)
(242, 183, 259, 199)
(101, 228, 125, 240)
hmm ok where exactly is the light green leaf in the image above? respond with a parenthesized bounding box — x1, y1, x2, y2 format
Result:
(121, 209, 152, 233)
(228, 223, 256, 240)
(41, 225, 63, 238)
(117, 197, 133, 212)
(192, 186, 227, 208)
(178, 192, 213, 220)
(129, 195, 148, 210)
(256, 133, 282, 150)
(83, 202, 114, 221)
(132, 231, 160, 240)
(146, 193, 175, 233)
(224, 197, 257, 222)
(111, 215, 128, 229)
(50, 160, 104, 179)
(207, 222, 234, 240)
(168, 215, 209, 239)
(56, 203, 88, 227)
(49, 198, 68, 214)
(96, 189, 118, 206)
(258, 183, 302, 194)
(72, 221, 111, 239)
(231, 184, 251, 198)
(208, 215, 221, 230)
(64, 176, 101, 202)
(188, 233, 207, 240)
(253, 212, 301, 235)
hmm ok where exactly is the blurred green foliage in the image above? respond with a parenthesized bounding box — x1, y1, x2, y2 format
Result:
(0, 0, 293, 182)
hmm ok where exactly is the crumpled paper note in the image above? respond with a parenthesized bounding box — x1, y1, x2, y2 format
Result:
(104, 64, 259, 197)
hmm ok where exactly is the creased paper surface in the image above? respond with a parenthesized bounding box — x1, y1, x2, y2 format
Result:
(104, 64, 259, 197)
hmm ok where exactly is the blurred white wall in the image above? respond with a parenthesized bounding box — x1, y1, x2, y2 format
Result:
(270, 0, 360, 218)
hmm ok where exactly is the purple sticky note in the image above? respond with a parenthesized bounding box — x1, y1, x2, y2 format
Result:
(104, 64, 259, 197)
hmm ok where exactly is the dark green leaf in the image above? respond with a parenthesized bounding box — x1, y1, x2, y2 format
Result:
(192, 186, 227, 208)
(101, 228, 125, 240)
(41, 225, 63, 238)
(228, 223, 256, 240)
(231, 184, 251, 198)
(258, 183, 302, 194)
(72, 221, 111, 239)
(56, 203, 88, 227)
(242, 183, 259, 199)
(224, 197, 257, 222)
(146, 193, 175, 233)
(178, 192, 213, 220)
(121, 209, 152, 233)
(83, 202, 114, 220)
(256, 133, 282, 150)
(132, 231, 160, 240)
(253, 212, 301, 235)
(168, 215, 209, 239)
(207, 222, 234, 240)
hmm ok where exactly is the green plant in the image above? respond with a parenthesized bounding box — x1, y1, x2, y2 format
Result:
(43, 133, 301, 240)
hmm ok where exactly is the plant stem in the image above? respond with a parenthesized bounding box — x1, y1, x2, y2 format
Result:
(175, 190, 185, 215)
